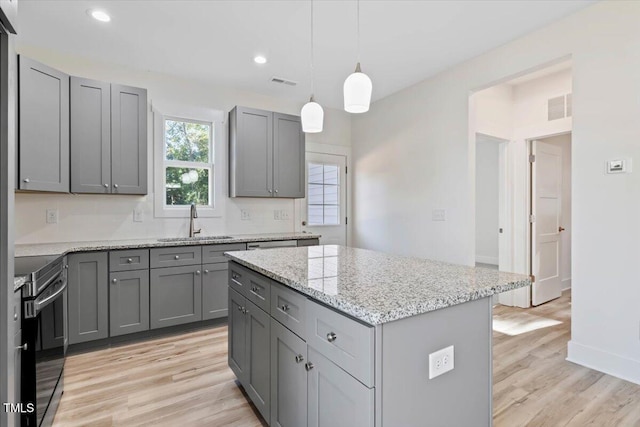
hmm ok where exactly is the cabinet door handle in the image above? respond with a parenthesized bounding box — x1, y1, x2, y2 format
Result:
(175, 255, 180, 260)
(305, 362, 314, 371)
(127, 258, 133, 263)
(14, 313, 18, 321)
(251, 286, 258, 293)
(23, 178, 30, 183)
(244, 308, 249, 315)
(196, 270, 201, 275)
(204, 269, 209, 274)
(274, 189, 278, 194)
(16, 343, 27, 351)
(112, 278, 117, 283)
(327, 332, 337, 342)
(281, 304, 290, 312)
(268, 189, 272, 194)
(103, 183, 109, 188)
(237, 306, 243, 312)
(232, 273, 240, 280)
(113, 184, 118, 189)
(295, 354, 304, 363)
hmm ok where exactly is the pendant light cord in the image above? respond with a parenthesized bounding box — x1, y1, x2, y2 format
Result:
(310, 0, 315, 99)
(357, 0, 360, 63)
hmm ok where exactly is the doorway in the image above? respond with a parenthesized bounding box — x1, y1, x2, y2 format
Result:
(301, 152, 348, 245)
(530, 133, 572, 305)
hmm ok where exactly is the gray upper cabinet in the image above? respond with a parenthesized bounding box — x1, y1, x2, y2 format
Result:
(150, 265, 202, 329)
(68, 252, 109, 344)
(109, 269, 150, 337)
(0, 0, 17, 34)
(307, 347, 374, 427)
(271, 319, 307, 427)
(229, 106, 305, 198)
(18, 56, 70, 193)
(229, 107, 273, 197)
(70, 77, 111, 194)
(273, 113, 305, 198)
(111, 84, 148, 195)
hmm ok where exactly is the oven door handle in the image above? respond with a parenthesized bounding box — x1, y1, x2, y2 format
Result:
(34, 279, 67, 315)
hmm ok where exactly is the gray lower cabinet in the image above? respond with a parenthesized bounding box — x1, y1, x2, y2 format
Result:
(307, 347, 374, 427)
(111, 84, 147, 195)
(229, 288, 248, 384)
(202, 263, 228, 320)
(150, 265, 202, 329)
(245, 300, 271, 422)
(68, 252, 109, 344)
(109, 269, 150, 337)
(271, 319, 307, 427)
(18, 56, 70, 193)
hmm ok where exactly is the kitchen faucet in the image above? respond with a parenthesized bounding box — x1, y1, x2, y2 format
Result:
(189, 203, 201, 238)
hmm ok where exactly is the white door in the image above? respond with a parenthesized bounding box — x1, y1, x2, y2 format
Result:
(302, 153, 347, 245)
(531, 140, 563, 306)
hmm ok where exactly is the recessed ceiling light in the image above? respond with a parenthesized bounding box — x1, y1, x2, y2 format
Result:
(253, 55, 267, 65)
(88, 9, 111, 22)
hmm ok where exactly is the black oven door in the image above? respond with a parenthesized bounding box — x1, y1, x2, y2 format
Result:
(22, 276, 67, 427)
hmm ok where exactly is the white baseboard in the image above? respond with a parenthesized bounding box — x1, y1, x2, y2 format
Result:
(562, 278, 572, 290)
(567, 340, 640, 385)
(476, 255, 498, 265)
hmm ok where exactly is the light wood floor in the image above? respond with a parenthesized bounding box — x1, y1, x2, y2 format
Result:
(54, 291, 640, 427)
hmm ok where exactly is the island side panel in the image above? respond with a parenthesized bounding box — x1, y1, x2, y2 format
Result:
(380, 297, 492, 427)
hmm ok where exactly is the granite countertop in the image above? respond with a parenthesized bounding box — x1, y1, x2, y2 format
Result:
(225, 245, 531, 325)
(15, 232, 321, 258)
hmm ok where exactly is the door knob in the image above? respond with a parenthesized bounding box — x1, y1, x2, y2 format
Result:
(302, 221, 307, 226)
(559, 226, 565, 232)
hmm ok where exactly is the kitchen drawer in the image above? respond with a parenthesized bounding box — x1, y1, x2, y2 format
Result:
(109, 249, 149, 272)
(306, 300, 374, 387)
(228, 262, 270, 313)
(297, 238, 319, 247)
(150, 246, 201, 268)
(229, 262, 250, 296)
(271, 281, 306, 339)
(202, 243, 246, 264)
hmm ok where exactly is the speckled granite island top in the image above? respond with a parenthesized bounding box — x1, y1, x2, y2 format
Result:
(15, 232, 320, 258)
(225, 245, 531, 325)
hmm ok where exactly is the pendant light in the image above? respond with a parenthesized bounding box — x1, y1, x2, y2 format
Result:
(301, 0, 324, 133)
(343, 0, 372, 113)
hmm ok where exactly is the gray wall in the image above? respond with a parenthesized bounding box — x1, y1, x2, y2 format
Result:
(0, 28, 17, 427)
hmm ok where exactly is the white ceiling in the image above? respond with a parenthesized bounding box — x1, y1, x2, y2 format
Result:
(17, 0, 596, 109)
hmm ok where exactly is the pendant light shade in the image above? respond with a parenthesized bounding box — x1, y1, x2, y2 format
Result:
(344, 62, 372, 113)
(301, 97, 324, 133)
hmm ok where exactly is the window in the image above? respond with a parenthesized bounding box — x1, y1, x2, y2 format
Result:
(154, 107, 224, 218)
(163, 118, 213, 207)
(308, 163, 340, 225)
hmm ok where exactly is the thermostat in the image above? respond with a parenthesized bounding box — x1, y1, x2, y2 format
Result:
(606, 159, 631, 174)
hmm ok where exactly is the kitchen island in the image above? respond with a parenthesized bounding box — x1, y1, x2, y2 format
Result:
(225, 245, 531, 427)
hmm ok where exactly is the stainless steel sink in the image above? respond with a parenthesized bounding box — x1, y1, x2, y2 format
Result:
(158, 236, 234, 242)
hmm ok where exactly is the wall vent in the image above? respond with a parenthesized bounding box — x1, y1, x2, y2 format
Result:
(547, 93, 573, 121)
(270, 76, 298, 86)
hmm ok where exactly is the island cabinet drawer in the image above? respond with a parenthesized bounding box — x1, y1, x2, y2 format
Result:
(270, 282, 306, 339)
(202, 243, 246, 264)
(306, 300, 375, 387)
(109, 249, 149, 272)
(229, 262, 271, 313)
(150, 246, 201, 268)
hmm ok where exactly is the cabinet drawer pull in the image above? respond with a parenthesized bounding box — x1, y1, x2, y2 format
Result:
(295, 354, 304, 363)
(251, 286, 259, 293)
(281, 304, 290, 312)
(204, 269, 209, 274)
(305, 362, 314, 371)
(127, 258, 133, 263)
(327, 332, 337, 342)
(23, 178, 30, 183)
(237, 306, 243, 312)
(14, 313, 18, 321)
(174, 255, 180, 260)
(232, 273, 240, 280)
(103, 183, 109, 188)
(196, 270, 201, 275)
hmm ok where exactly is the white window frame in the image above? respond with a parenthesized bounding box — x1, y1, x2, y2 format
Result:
(153, 104, 225, 218)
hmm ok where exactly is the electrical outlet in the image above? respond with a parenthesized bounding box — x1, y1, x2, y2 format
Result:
(432, 209, 446, 221)
(133, 208, 143, 222)
(281, 210, 290, 220)
(46, 209, 58, 224)
(429, 345, 454, 379)
(274, 210, 281, 220)
(241, 209, 251, 221)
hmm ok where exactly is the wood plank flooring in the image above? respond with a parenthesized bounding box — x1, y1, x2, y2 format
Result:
(53, 291, 640, 427)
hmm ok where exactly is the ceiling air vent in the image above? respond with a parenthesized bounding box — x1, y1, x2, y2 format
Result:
(547, 93, 573, 121)
(270, 76, 297, 86)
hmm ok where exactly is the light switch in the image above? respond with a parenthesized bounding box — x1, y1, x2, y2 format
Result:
(133, 208, 143, 222)
(46, 209, 58, 224)
(432, 209, 446, 221)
